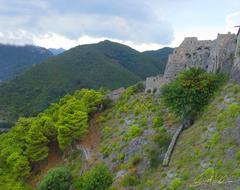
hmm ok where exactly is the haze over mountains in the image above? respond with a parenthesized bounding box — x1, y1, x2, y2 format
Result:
(48, 48, 65, 55)
(0, 44, 53, 82)
(0, 40, 172, 122)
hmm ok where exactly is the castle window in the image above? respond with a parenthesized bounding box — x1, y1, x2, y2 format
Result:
(185, 53, 191, 58)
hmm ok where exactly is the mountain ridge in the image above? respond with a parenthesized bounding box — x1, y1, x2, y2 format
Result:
(0, 40, 173, 122)
(0, 44, 53, 82)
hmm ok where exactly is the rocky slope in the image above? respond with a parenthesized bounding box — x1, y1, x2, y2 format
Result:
(26, 81, 240, 190)
(137, 82, 240, 190)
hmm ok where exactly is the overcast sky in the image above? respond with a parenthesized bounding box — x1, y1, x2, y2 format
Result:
(0, 0, 239, 51)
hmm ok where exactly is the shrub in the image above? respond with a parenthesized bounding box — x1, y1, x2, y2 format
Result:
(153, 117, 163, 128)
(38, 167, 72, 190)
(168, 178, 182, 190)
(122, 174, 140, 187)
(153, 128, 171, 148)
(130, 155, 143, 167)
(161, 68, 224, 119)
(149, 149, 163, 168)
(76, 165, 113, 190)
(126, 125, 143, 140)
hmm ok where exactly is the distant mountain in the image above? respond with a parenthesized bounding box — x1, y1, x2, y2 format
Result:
(142, 47, 173, 72)
(0, 40, 173, 122)
(48, 48, 65, 55)
(0, 44, 53, 82)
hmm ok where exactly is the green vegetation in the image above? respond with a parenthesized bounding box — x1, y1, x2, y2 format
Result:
(38, 167, 72, 190)
(0, 89, 104, 189)
(122, 174, 140, 187)
(138, 82, 240, 189)
(125, 125, 143, 140)
(161, 68, 224, 119)
(97, 84, 181, 189)
(168, 178, 182, 190)
(0, 44, 52, 82)
(0, 41, 172, 122)
(75, 165, 113, 190)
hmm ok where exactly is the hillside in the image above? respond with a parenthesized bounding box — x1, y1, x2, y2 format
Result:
(0, 41, 172, 122)
(142, 47, 173, 72)
(137, 83, 240, 190)
(1, 66, 240, 190)
(0, 44, 53, 82)
(1, 79, 240, 190)
(93, 40, 173, 79)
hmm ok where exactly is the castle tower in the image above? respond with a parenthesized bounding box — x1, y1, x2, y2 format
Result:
(230, 26, 240, 82)
(235, 26, 240, 58)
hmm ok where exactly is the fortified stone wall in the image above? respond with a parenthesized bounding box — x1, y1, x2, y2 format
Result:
(145, 74, 166, 94)
(231, 34, 240, 82)
(164, 33, 237, 81)
(106, 87, 125, 102)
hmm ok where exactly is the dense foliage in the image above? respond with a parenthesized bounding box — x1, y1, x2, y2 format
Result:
(0, 44, 52, 82)
(0, 89, 104, 189)
(161, 68, 224, 119)
(38, 167, 72, 190)
(76, 165, 113, 190)
(0, 41, 172, 122)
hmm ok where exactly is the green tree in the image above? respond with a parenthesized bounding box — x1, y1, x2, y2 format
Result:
(26, 122, 49, 162)
(38, 167, 72, 190)
(161, 68, 224, 120)
(57, 96, 88, 149)
(6, 152, 30, 179)
(76, 165, 113, 190)
(74, 89, 104, 114)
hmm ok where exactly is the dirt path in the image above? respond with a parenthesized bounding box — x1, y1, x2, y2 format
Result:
(78, 113, 101, 150)
(76, 113, 102, 173)
(27, 141, 64, 188)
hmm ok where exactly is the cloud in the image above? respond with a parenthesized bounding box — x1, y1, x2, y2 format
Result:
(226, 11, 240, 33)
(32, 32, 164, 52)
(0, 0, 174, 49)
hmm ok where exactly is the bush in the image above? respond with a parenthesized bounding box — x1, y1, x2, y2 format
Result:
(126, 125, 143, 140)
(153, 117, 163, 128)
(38, 167, 72, 190)
(122, 174, 140, 187)
(161, 68, 224, 119)
(149, 149, 163, 168)
(153, 128, 171, 148)
(168, 178, 182, 190)
(76, 165, 113, 190)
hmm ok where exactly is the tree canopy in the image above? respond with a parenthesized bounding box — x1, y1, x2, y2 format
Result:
(0, 89, 104, 189)
(161, 68, 224, 119)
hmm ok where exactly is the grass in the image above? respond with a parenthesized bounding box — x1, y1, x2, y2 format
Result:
(137, 82, 240, 189)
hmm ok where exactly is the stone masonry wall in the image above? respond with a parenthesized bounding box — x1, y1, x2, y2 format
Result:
(145, 74, 166, 94)
(164, 33, 237, 81)
(231, 34, 240, 82)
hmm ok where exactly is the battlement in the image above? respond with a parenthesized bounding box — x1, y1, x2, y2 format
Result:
(164, 33, 237, 80)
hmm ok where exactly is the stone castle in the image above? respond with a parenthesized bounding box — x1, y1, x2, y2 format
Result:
(145, 31, 240, 93)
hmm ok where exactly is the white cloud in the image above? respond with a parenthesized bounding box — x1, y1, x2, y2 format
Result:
(170, 27, 224, 48)
(0, 0, 174, 49)
(226, 11, 240, 33)
(32, 32, 164, 52)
